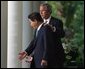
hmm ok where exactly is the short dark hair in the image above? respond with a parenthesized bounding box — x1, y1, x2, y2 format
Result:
(40, 3, 52, 14)
(28, 12, 43, 22)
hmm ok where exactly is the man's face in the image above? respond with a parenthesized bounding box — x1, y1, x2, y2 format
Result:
(40, 6, 51, 19)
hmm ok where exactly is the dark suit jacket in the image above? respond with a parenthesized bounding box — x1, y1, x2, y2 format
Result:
(49, 16, 65, 38)
(25, 17, 65, 68)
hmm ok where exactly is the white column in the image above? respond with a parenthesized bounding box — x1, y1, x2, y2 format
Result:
(7, 1, 22, 68)
(1, 1, 7, 68)
(22, 1, 33, 68)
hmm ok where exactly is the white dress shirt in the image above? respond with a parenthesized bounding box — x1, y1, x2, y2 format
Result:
(36, 16, 52, 36)
(37, 23, 43, 31)
(36, 23, 43, 37)
(43, 16, 51, 24)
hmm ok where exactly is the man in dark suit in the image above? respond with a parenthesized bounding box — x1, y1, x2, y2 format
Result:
(19, 12, 63, 68)
(39, 3, 65, 67)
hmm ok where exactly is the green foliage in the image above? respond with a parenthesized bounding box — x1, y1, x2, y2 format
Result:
(47, 1, 84, 68)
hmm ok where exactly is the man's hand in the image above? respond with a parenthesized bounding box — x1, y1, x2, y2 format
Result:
(25, 56, 33, 63)
(41, 59, 47, 67)
(18, 51, 27, 61)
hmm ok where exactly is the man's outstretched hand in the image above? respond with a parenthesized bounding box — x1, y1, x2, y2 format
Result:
(18, 51, 27, 61)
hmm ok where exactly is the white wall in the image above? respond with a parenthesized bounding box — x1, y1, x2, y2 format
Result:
(1, 1, 8, 68)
